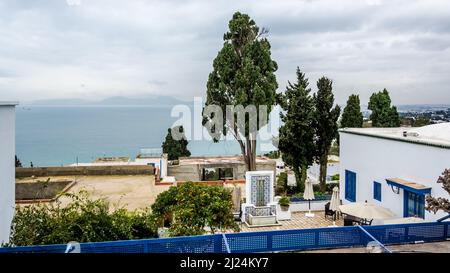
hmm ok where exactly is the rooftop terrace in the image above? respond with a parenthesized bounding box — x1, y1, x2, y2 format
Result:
(340, 122, 450, 149)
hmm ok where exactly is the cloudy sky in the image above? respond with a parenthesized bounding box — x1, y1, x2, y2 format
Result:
(0, 0, 449, 105)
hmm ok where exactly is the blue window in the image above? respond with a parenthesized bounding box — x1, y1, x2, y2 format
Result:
(373, 181, 381, 201)
(345, 170, 356, 202)
(404, 191, 425, 218)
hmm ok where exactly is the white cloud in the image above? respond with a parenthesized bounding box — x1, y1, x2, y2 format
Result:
(0, 0, 449, 104)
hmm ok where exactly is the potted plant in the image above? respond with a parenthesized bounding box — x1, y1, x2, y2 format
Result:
(279, 196, 291, 211)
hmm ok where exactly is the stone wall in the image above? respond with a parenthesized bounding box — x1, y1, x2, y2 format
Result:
(16, 165, 155, 178)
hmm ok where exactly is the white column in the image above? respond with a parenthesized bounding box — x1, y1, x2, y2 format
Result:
(0, 102, 17, 245)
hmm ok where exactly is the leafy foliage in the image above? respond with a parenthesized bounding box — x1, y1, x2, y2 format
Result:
(340, 94, 363, 128)
(278, 196, 290, 207)
(203, 12, 278, 171)
(275, 172, 288, 196)
(7, 191, 157, 246)
(314, 77, 341, 192)
(151, 182, 239, 236)
(278, 68, 315, 192)
(368, 89, 400, 127)
(426, 169, 450, 214)
(161, 125, 191, 160)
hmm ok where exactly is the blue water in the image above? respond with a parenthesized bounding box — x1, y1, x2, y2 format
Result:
(16, 106, 246, 167)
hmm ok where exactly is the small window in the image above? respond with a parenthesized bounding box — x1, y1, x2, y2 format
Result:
(373, 181, 382, 201)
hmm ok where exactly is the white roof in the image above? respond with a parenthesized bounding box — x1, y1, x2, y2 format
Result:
(340, 123, 450, 149)
(0, 101, 19, 106)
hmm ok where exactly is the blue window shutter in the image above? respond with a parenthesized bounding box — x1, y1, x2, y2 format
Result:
(373, 181, 381, 201)
(345, 170, 356, 202)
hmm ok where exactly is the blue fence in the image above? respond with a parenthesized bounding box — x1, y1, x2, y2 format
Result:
(0, 221, 448, 253)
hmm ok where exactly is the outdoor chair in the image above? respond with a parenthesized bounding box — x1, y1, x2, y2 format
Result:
(324, 202, 335, 220)
(360, 219, 373, 226)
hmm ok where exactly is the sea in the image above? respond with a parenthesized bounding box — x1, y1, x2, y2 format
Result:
(16, 105, 253, 167)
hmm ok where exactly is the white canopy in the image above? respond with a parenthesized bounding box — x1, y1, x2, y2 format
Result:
(329, 186, 340, 211)
(383, 217, 426, 225)
(303, 178, 315, 200)
(339, 201, 395, 220)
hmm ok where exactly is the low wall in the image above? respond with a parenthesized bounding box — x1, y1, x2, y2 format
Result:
(289, 200, 329, 212)
(16, 165, 155, 178)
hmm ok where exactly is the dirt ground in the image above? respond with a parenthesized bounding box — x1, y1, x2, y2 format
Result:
(17, 175, 171, 211)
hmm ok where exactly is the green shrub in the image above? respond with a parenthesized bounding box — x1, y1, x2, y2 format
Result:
(151, 182, 239, 236)
(276, 172, 288, 195)
(278, 196, 290, 207)
(7, 191, 157, 247)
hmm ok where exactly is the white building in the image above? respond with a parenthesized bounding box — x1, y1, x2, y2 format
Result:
(339, 123, 450, 222)
(0, 102, 17, 244)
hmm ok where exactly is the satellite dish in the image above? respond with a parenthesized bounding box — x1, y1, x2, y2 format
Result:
(65, 241, 81, 253)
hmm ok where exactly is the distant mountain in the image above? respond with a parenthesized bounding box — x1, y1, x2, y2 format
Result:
(30, 95, 188, 106)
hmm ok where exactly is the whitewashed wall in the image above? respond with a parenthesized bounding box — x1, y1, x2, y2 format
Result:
(0, 104, 16, 244)
(339, 132, 450, 221)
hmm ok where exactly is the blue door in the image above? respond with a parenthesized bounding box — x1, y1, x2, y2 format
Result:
(345, 170, 356, 202)
(403, 191, 425, 218)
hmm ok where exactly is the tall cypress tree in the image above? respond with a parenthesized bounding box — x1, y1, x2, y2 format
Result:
(162, 126, 191, 160)
(340, 94, 363, 128)
(278, 67, 315, 192)
(314, 77, 341, 192)
(368, 89, 400, 127)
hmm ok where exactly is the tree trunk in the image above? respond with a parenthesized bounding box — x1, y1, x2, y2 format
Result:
(300, 163, 307, 192)
(294, 166, 303, 193)
(243, 137, 257, 171)
(319, 154, 328, 192)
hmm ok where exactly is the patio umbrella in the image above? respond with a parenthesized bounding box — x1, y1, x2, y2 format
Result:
(304, 177, 315, 217)
(329, 186, 340, 225)
(330, 186, 340, 211)
(383, 217, 426, 225)
(339, 201, 395, 220)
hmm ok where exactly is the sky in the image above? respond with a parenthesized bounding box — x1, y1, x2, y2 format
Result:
(0, 0, 449, 105)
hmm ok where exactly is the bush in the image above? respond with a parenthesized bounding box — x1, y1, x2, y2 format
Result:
(7, 191, 157, 246)
(275, 172, 288, 195)
(151, 182, 239, 236)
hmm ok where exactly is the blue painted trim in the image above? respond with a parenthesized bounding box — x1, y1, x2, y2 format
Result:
(1, 222, 448, 253)
(437, 214, 450, 222)
(386, 179, 431, 195)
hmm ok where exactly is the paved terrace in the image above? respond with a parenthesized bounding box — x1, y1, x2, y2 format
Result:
(240, 211, 343, 232)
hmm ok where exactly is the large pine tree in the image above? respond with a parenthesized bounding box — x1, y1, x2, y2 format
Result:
(278, 67, 315, 192)
(368, 89, 400, 127)
(340, 94, 363, 128)
(314, 77, 341, 192)
(203, 12, 278, 171)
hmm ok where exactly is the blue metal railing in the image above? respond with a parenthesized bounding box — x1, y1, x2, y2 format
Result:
(0, 221, 448, 253)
